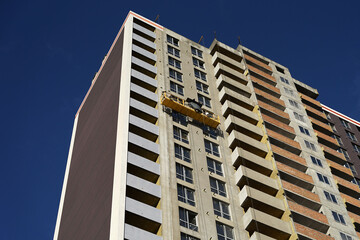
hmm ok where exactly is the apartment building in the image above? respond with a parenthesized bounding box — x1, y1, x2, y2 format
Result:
(53, 11, 360, 240)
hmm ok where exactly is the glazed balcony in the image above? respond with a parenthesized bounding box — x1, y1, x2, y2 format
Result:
(251, 75, 281, 98)
(248, 65, 277, 86)
(232, 147, 273, 176)
(287, 201, 329, 233)
(221, 100, 259, 125)
(293, 223, 334, 240)
(254, 88, 286, 111)
(327, 160, 353, 181)
(272, 145, 308, 172)
(267, 129, 302, 155)
(276, 162, 314, 191)
(244, 54, 273, 72)
(242, 207, 292, 240)
(240, 186, 285, 218)
(235, 165, 279, 196)
(282, 180, 321, 211)
(225, 114, 264, 141)
(262, 114, 296, 139)
(258, 100, 290, 124)
(315, 130, 339, 149)
(228, 130, 268, 158)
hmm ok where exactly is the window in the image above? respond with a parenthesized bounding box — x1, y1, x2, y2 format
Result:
(178, 185, 195, 206)
(299, 126, 310, 136)
(207, 157, 223, 176)
(330, 123, 337, 132)
(346, 131, 358, 142)
(311, 156, 323, 167)
(174, 126, 189, 143)
(334, 135, 343, 146)
(294, 112, 305, 122)
(203, 125, 217, 139)
(194, 69, 207, 81)
(192, 57, 205, 69)
(289, 99, 300, 109)
(168, 45, 180, 58)
(175, 144, 191, 163)
(172, 111, 187, 126)
(325, 112, 332, 120)
(181, 232, 200, 240)
(353, 144, 360, 154)
(280, 76, 290, 84)
(198, 94, 211, 108)
(170, 81, 184, 96)
(176, 163, 193, 183)
(284, 87, 294, 96)
(340, 232, 353, 240)
(216, 222, 234, 240)
(191, 46, 203, 58)
(304, 140, 317, 151)
(332, 211, 346, 225)
(205, 140, 220, 157)
(213, 199, 230, 220)
(167, 35, 179, 46)
(169, 68, 182, 82)
(196, 81, 209, 94)
(338, 148, 350, 160)
(324, 190, 338, 204)
(179, 207, 198, 231)
(169, 56, 181, 69)
(341, 119, 351, 129)
(317, 172, 330, 185)
(210, 177, 226, 197)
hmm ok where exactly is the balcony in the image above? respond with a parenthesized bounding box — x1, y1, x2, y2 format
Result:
(126, 173, 161, 207)
(124, 224, 162, 240)
(216, 75, 251, 98)
(242, 207, 292, 240)
(333, 176, 360, 199)
(244, 54, 273, 72)
(267, 129, 301, 155)
(272, 145, 308, 173)
(293, 223, 334, 240)
(320, 144, 347, 165)
(133, 22, 156, 41)
(300, 94, 323, 111)
(219, 87, 254, 111)
(309, 116, 333, 135)
(228, 130, 268, 158)
(276, 162, 314, 191)
(247, 65, 277, 85)
(133, 32, 156, 53)
(254, 88, 286, 111)
(127, 152, 160, 183)
(287, 201, 329, 233)
(305, 105, 327, 123)
(315, 130, 339, 149)
(327, 160, 354, 181)
(294, 79, 319, 99)
(225, 114, 264, 141)
(251, 75, 281, 98)
(129, 114, 159, 142)
(258, 100, 290, 124)
(212, 51, 245, 74)
(249, 232, 277, 240)
(130, 98, 158, 124)
(282, 180, 321, 211)
(131, 69, 157, 92)
(232, 147, 273, 176)
(240, 185, 285, 218)
(262, 114, 296, 140)
(221, 100, 259, 125)
(340, 193, 360, 214)
(348, 212, 360, 229)
(214, 62, 247, 85)
(235, 165, 279, 196)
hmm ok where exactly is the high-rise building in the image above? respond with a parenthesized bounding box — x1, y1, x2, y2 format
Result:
(53, 11, 360, 240)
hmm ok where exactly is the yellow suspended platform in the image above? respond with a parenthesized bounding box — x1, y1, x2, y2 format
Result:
(161, 92, 220, 128)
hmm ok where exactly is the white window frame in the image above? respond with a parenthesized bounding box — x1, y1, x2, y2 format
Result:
(205, 139, 220, 157)
(179, 207, 198, 231)
(332, 211, 346, 225)
(198, 93, 211, 108)
(324, 190, 338, 204)
(340, 232, 353, 240)
(178, 184, 195, 206)
(169, 68, 183, 82)
(194, 69, 207, 81)
(213, 198, 230, 220)
(192, 57, 205, 69)
(175, 143, 191, 163)
(168, 45, 180, 58)
(196, 81, 209, 94)
(170, 81, 184, 96)
(317, 172, 330, 185)
(167, 34, 179, 46)
(280, 76, 290, 84)
(299, 126, 310, 136)
(210, 177, 226, 197)
(169, 56, 181, 69)
(176, 163, 193, 183)
(191, 46, 203, 58)
(304, 140, 317, 151)
(294, 112, 305, 122)
(207, 157, 223, 176)
(311, 156, 323, 167)
(289, 99, 300, 109)
(216, 222, 234, 240)
(174, 126, 189, 143)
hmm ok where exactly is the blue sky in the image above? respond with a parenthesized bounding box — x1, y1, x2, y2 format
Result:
(1, 0, 360, 239)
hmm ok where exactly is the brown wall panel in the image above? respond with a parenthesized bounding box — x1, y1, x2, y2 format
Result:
(58, 30, 125, 239)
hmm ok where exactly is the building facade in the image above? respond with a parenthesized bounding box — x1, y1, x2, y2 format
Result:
(54, 11, 360, 240)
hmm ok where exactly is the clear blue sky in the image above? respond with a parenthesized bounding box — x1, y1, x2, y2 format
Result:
(1, 0, 359, 239)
